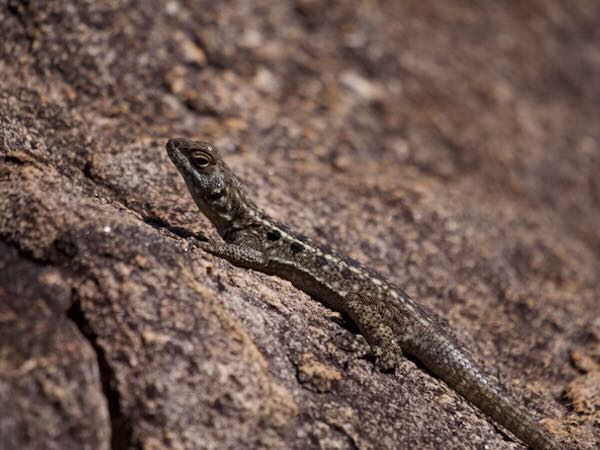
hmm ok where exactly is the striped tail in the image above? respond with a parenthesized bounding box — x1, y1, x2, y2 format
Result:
(406, 330, 563, 450)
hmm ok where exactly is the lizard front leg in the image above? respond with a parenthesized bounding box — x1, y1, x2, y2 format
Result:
(194, 239, 267, 269)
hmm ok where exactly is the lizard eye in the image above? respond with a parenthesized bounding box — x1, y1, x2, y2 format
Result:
(191, 151, 213, 168)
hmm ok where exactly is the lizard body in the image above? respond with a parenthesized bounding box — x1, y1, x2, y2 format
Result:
(166, 138, 563, 450)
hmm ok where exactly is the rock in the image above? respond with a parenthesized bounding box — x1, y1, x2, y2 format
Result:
(1, 1, 599, 449)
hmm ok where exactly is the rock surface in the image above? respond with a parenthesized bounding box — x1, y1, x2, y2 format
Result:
(1, 1, 599, 449)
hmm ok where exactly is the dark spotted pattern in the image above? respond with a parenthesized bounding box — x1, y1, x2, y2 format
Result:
(290, 242, 304, 254)
(314, 255, 328, 267)
(341, 267, 353, 279)
(267, 230, 281, 241)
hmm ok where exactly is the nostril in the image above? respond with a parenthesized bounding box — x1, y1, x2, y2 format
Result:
(167, 138, 188, 151)
(166, 138, 186, 151)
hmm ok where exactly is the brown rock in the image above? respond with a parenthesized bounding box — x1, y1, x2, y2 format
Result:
(1, 1, 599, 449)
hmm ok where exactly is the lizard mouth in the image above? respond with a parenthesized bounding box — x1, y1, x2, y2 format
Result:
(166, 139, 188, 169)
(166, 138, 183, 158)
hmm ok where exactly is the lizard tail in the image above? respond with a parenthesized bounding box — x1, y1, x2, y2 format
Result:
(406, 332, 564, 450)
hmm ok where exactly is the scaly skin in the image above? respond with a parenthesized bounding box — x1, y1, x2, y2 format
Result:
(166, 138, 564, 450)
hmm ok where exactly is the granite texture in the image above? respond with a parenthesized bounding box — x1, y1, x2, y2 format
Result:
(1, 1, 599, 449)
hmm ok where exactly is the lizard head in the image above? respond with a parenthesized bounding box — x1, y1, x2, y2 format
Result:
(166, 138, 256, 235)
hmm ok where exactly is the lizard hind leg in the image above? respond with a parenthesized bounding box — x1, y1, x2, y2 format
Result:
(345, 292, 404, 372)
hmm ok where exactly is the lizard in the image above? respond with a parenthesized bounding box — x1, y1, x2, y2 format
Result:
(165, 137, 565, 450)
